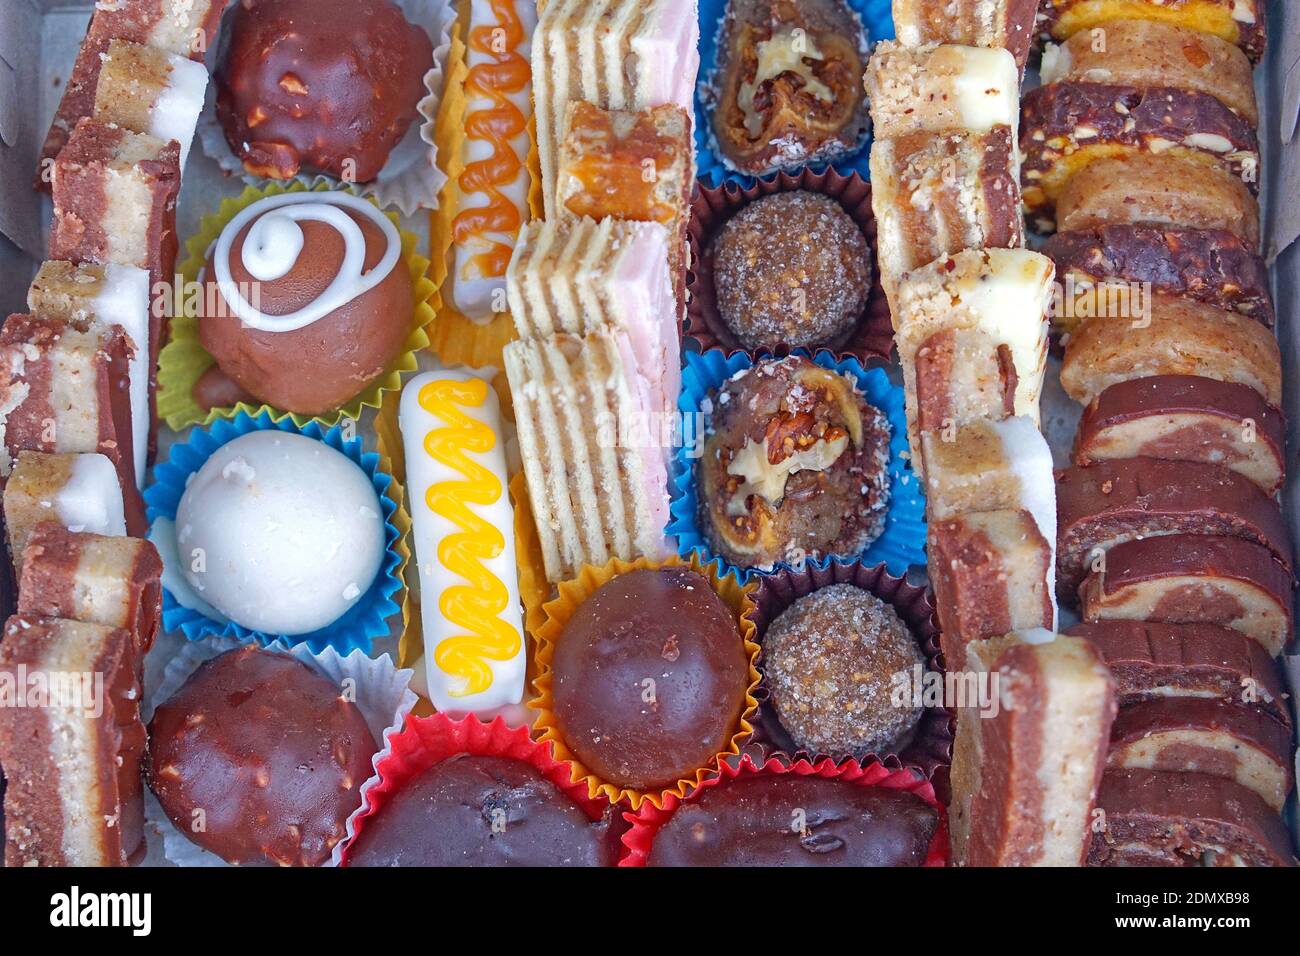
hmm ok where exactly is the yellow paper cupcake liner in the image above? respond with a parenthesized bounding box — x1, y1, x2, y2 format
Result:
(529, 554, 763, 811)
(157, 178, 436, 431)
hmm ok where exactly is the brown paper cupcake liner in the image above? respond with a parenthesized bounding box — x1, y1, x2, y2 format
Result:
(744, 560, 954, 798)
(685, 168, 895, 363)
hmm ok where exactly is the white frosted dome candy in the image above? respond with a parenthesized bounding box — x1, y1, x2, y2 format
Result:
(175, 430, 386, 635)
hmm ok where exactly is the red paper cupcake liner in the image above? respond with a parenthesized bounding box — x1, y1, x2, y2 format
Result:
(685, 168, 895, 362)
(619, 752, 949, 867)
(744, 561, 954, 799)
(338, 712, 617, 865)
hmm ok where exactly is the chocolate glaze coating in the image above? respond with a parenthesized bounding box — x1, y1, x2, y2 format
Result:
(148, 647, 378, 867)
(648, 773, 938, 866)
(347, 755, 619, 867)
(215, 0, 432, 181)
(552, 569, 750, 791)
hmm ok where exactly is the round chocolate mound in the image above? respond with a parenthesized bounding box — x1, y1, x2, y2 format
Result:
(698, 356, 891, 569)
(710, 191, 871, 350)
(764, 583, 925, 756)
(347, 755, 618, 867)
(215, 0, 433, 182)
(647, 773, 938, 866)
(147, 647, 378, 867)
(551, 568, 750, 792)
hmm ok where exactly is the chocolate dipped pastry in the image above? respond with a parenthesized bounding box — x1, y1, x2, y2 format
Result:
(197, 191, 413, 416)
(647, 773, 938, 867)
(762, 584, 926, 758)
(707, 0, 869, 176)
(215, 0, 433, 181)
(893, 0, 1039, 69)
(148, 646, 379, 866)
(550, 568, 750, 792)
(708, 192, 871, 350)
(1088, 769, 1294, 867)
(1035, 1, 1268, 64)
(698, 357, 890, 569)
(347, 755, 619, 867)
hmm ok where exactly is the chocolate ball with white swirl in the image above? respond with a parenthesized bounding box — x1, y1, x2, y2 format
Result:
(197, 192, 414, 416)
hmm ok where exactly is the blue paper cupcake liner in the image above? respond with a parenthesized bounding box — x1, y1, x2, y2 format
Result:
(696, 0, 895, 189)
(144, 410, 405, 655)
(669, 349, 926, 582)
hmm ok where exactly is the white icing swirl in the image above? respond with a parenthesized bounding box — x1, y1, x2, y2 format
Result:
(212, 192, 402, 333)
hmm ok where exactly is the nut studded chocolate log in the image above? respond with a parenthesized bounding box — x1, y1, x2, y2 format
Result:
(1060, 295, 1282, 407)
(1066, 620, 1289, 725)
(1056, 154, 1260, 249)
(929, 510, 1056, 671)
(949, 630, 1116, 866)
(1074, 376, 1286, 495)
(0, 316, 145, 537)
(1021, 83, 1259, 228)
(1055, 457, 1292, 607)
(1078, 533, 1293, 656)
(1107, 698, 1293, 811)
(18, 525, 162, 658)
(1088, 769, 1294, 867)
(0, 615, 147, 866)
(1045, 225, 1272, 329)
(35, 0, 229, 185)
(1036, 0, 1268, 64)
(893, 0, 1039, 68)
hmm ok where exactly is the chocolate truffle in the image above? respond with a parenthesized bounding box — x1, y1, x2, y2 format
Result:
(698, 356, 891, 569)
(764, 584, 925, 756)
(215, 0, 433, 182)
(347, 755, 619, 867)
(647, 773, 938, 866)
(710, 191, 871, 350)
(198, 191, 414, 416)
(551, 568, 751, 791)
(148, 647, 378, 867)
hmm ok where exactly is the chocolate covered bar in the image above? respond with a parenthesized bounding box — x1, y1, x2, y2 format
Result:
(1078, 533, 1293, 657)
(36, 0, 229, 183)
(1107, 698, 1292, 811)
(1066, 620, 1289, 725)
(1088, 769, 1293, 867)
(2, 452, 126, 577)
(929, 510, 1056, 670)
(892, 0, 1039, 68)
(92, 39, 209, 170)
(1056, 153, 1260, 249)
(0, 315, 145, 537)
(1036, 0, 1267, 64)
(18, 524, 162, 658)
(865, 42, 1020, 139)
(870, 127, 1023, 311)
(1059, 294, 1282, 407)
(949, 630, 1116, 866)
(1074, 376, 1286, 495)
(1056, 457, 1291, 606)
(0, 615, 147, 866)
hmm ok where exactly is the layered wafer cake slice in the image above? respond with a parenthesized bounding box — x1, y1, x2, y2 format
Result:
(865, 42, 1020, 140)
(1035, 0, 1267, 64)
(0, 615, 147, 866)
(949, 630, 1117, 866)
(892, 0, 1039, 68)
(0, 315, 144, 536)
(3, 452, 126, 578)
(36, 0, 229, 182)
(91, 39, 209, 169)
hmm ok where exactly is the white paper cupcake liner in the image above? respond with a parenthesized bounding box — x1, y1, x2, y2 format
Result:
(142, 635, 417, 868)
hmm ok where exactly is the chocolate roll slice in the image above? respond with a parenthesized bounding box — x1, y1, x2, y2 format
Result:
(1060, 295, 1282, 407)
(1036, 0, 1268, 64)
(1056, 154, 1260, 249)
(1088, 769, 1294, 868)
(1055, 457, 1291, 606)
(1078, 533, 1292, 656)
(0, 615, 147, 866)
(1045, 225, 1272, 330)
(1021, 83, 1259, 228)
(1074, 376, 1286, 495)
(1107, 698, 1293, 811)
(913, 328, 1020, 438)
(865, 42, 1020, 140)
(1066, 621, 1289, 726)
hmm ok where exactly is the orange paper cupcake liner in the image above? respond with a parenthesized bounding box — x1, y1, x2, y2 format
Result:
(530, 554, 763, 812)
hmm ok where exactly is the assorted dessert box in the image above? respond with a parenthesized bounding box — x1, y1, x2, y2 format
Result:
(0, 0, 1293, 869)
